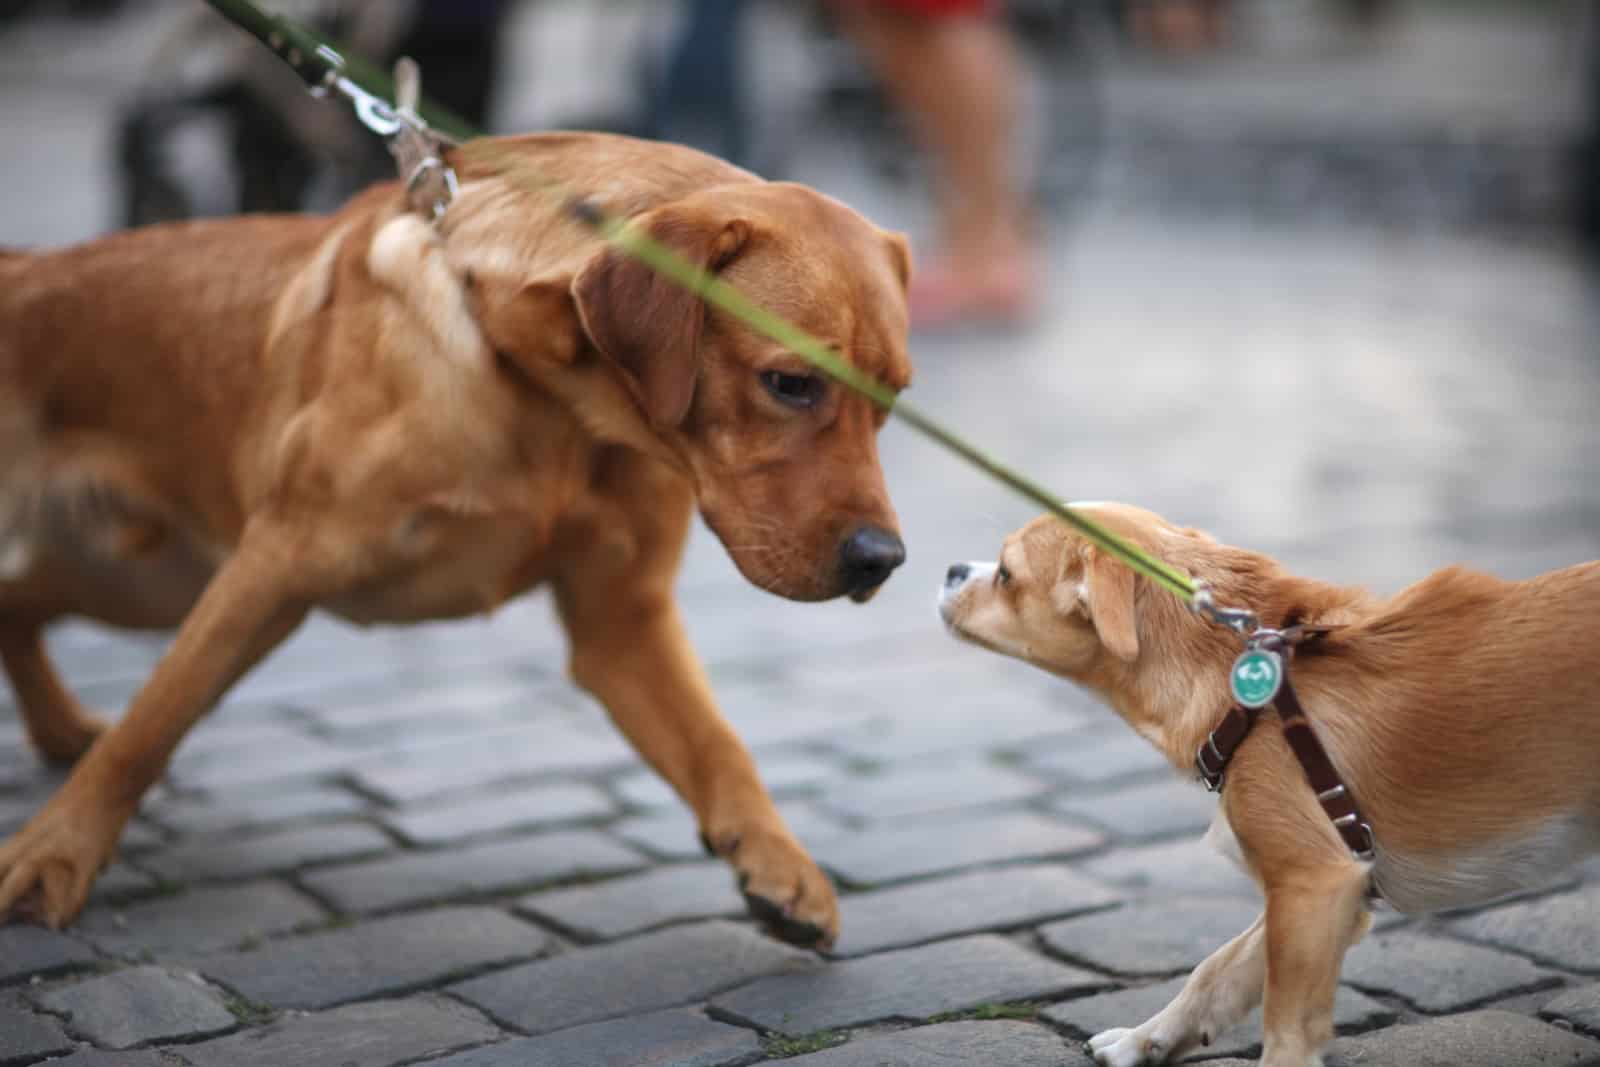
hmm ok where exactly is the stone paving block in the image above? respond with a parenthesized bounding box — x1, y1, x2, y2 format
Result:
(32, 966, 235, 1049)
(77, 881, 327, 957)
(1341, 930, 1559, 1011)
(833, 864, 1121, 957)
(818, 761, 1048, 822)
(91, 862, 159, 903)
(383, 783, 615, 846)
(518, 862, 743, 941)
(299, 831, 645, 914)
(346, 725, 636, 805)
(192, 906, 549, 1010)
(713, 934, 1105, 1035)
(612, 753, 842, 810)
(176, 994, 500, 1067)
(1043, 977, 1392, 1060)
(34, 1051, 181, 1066)
(1451, 884, 1600, 973)
(169, 721, 320, 765)
(420, 1007, 761, 1067)
(0, 925, 97, 985)
(1544, 984, 1600, 1036)
(0, 991, 74, 1064)
(813, 811, 1104, 888)
(116, 820, 166, 854)
(1038, 896, 1261, 976)
(610, 799, 845, 861)
(826, 709, 1090, 766)
(146, 784, 370, 836)
(1024, 730, 1173, 785)
(1080, 836, 1256, 896)
(303, 677, 567, 736)
(1325, 1009, 1600, 1067)
(449, 919, 815, 1035)
(0, 757, 68, 799)
(166, 733, 364, 792)
(779, 1020, 1090, 1066)
(1050, 777, 1217, 842)
(140, 821, 393, 883)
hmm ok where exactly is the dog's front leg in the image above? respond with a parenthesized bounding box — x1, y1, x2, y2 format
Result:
(1258, 868, 1369, 1067)
(0, 525, 313, 927)
(1089, 913, 1269, 1066)
(555, 573, 838, 948)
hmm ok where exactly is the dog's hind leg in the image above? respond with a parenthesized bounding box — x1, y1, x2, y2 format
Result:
(0, 623, 107, 764)
(0, 523, 315, 927)
(1088, 912, 1271, 1066)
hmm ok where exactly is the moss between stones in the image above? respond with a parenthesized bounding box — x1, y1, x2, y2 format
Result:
(763, 1029, 848, 1057)
(929, 1001, 1041, 1023)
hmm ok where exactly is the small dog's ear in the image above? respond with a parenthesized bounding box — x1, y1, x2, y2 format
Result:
(571, 205, 752, 428)
(1068, 548, 1140, 662)
(882, 230, 912, 291)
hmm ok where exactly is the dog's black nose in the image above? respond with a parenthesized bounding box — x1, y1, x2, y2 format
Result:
(945, 563, 971, 588)
(840, 526, 906, 595)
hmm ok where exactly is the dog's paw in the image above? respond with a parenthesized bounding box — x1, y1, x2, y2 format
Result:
(0, 797, 120, 928)
(702, 821, 838, 949)
(1087, 1027, 1165, 1067)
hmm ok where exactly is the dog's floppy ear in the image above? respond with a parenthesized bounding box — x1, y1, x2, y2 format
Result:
(571, 204, 751, 428)
(1057, 547, 1140, 662)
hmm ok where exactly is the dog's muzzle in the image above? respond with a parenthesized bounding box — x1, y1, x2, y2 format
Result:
(938, 560, 995, 621)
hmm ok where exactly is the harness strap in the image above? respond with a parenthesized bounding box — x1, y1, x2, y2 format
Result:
(1196, 627, 1376, 862)
(387, 58, 458, 223)
(1273, 676, 1377, 859)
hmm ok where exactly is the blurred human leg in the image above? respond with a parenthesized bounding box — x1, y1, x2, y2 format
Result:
(837, 1, 1036, 328)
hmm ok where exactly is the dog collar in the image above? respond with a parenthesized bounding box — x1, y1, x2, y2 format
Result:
(1196, 626, 1377, 863)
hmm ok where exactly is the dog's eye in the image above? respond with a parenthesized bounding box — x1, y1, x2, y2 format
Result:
(759, 370, 825, 409)
(995, 564, 1012, 587)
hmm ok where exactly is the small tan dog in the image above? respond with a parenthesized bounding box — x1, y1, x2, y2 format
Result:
(939, 503, 1600, 1067)
(0, 132, 914, 943)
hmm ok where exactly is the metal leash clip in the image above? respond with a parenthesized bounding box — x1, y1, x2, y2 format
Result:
(1188, 580, 1260, 638)
(307, 43, 403, 136)
(308, 46, 459, 223)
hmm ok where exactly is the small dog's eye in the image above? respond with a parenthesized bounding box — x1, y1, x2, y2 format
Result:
(759, 370, 825, 409)
(995, 564, 1012, 587)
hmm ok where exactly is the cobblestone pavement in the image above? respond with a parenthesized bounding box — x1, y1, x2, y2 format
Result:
(4, 4, 1600, 1066)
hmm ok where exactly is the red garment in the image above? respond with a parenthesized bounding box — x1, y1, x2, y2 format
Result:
(847, 0, 996, 15)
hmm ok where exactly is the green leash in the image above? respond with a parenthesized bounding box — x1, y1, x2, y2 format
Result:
(199, 0, 1246, 621)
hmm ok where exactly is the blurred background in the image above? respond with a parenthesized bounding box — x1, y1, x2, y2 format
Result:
(1, 0, 1598, 734)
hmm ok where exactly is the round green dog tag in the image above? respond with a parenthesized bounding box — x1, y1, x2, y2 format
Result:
(1230, 649, 1282, 708)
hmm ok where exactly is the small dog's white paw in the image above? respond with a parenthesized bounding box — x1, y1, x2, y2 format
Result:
(1086, 1027, 1161, 1067)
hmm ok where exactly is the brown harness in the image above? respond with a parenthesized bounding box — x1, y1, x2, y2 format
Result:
(1195, 625, 1377, 862)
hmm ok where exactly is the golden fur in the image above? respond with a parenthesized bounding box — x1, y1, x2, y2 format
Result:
(0, 132, 916, 945)
(940, 503, 1600, 1066)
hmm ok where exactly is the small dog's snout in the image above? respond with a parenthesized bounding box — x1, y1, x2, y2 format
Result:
(945, 562, 971, 588)
(840, 526, 906, 596)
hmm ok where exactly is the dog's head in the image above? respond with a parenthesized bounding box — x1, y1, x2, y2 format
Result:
(936, 503, 1247, 688)
(474, 178, 913, 602)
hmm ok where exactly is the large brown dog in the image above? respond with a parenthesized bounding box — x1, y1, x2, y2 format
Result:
(0, 132, 914, 944)
(940, 503, 1600, 1066)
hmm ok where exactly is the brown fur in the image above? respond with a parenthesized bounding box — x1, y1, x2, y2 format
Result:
(0, 132, 916, 945)
(940, 503, 1600, 1066)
